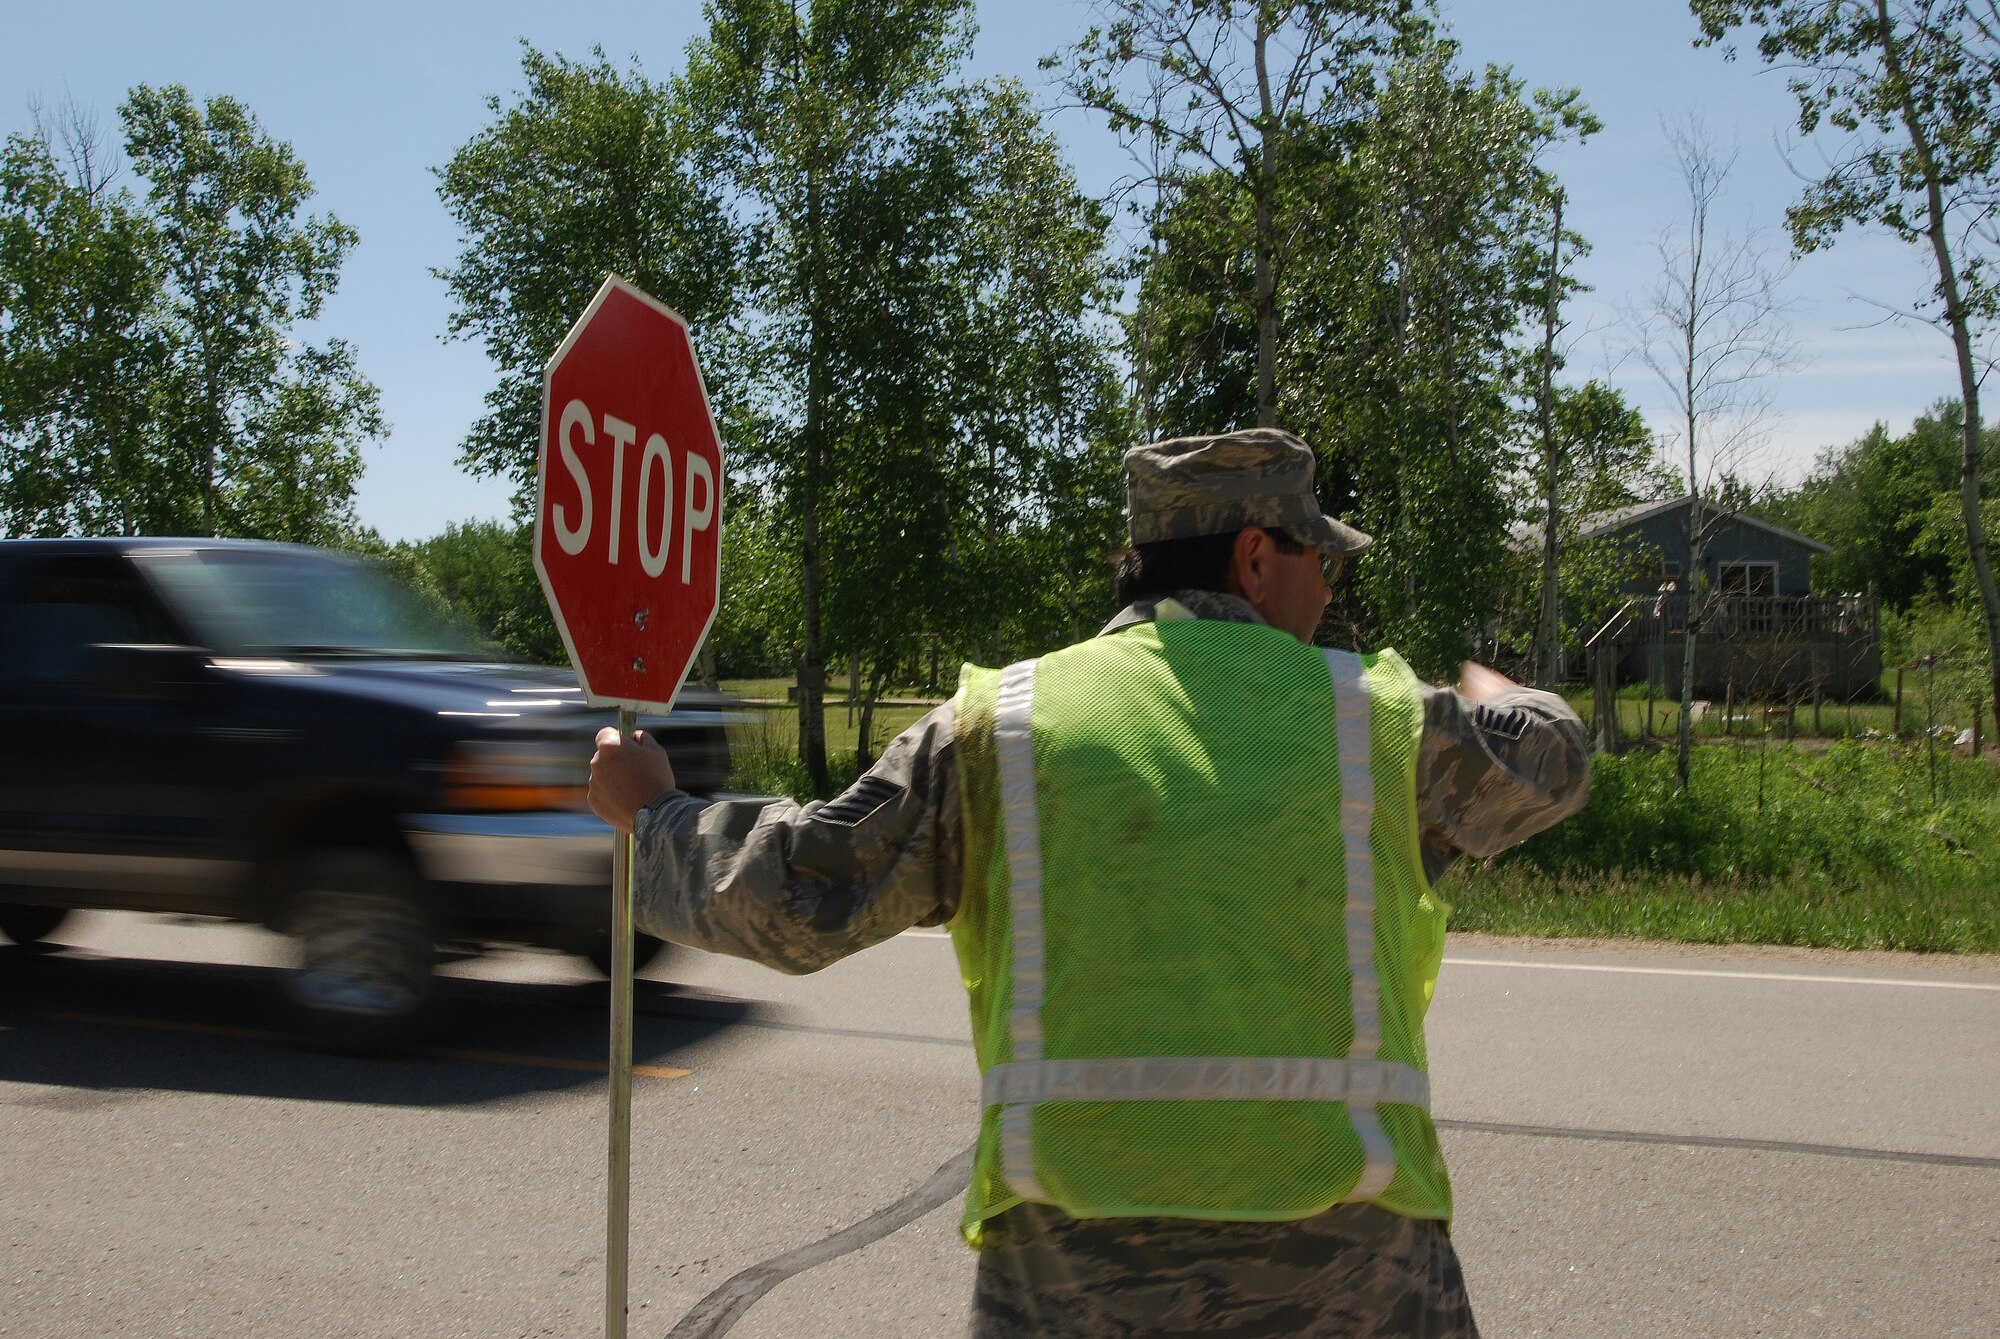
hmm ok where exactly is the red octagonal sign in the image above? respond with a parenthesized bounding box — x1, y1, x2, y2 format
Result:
(533, 275, 723, 713)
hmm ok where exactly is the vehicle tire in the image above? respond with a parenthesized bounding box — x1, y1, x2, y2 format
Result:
(582, 930, 672, 978)
(278, 848, 437, 1054)
(0, 903, 70, 947)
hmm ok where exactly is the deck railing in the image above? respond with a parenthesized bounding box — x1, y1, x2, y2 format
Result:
(1626, 593, 1877, 641)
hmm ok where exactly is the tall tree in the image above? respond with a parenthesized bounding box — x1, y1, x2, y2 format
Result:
(1312, 49, 1594, 674)
(3, 88, 378, 540)
(1628, 115, 1797, 787)
(121, 84, 379, 537)
(1057, 0, 1426, 428)
(1126, 42, 1592, 676)
(0, 119, 161, 535)
(1530, 186, 1572, 687)
(682, 0, 982, 792)
(1691, 0, 2000, 728)
(434, 44, 740, 503)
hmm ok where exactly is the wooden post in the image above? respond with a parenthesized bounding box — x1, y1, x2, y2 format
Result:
(1812, 653, 1823, 736)
(1894, 668, 1904, 736)
(1725, 664, 1736, 737)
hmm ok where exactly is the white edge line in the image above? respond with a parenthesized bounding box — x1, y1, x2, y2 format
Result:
(1443, 957, 2000, 992)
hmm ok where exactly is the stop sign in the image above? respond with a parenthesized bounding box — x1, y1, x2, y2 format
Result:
(532, 275, 723, 713)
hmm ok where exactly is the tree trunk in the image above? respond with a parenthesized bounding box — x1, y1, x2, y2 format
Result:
(1252, 17, 1278, 428)
(1534, 189, 1565, 687)
(796, 167, 829, 796)
(1875, 1, 2000, 733)
(1676, 216, 1702, 789)
(1678, 509, 1702, 789)
(855, 656, 890, 774)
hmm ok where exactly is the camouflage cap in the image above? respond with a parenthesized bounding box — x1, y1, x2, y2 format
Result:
(1123, 428, 1373, 554)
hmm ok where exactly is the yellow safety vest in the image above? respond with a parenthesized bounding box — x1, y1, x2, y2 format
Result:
(948, 617, 1452, 1246)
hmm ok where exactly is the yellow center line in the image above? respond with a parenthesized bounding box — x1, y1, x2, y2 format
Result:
(52, 1012, 692, 1080)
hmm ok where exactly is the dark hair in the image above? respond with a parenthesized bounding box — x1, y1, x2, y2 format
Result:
(1109, 526, 1307, 606)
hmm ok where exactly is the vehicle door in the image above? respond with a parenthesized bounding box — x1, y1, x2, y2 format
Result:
(0, 551, 249, 914)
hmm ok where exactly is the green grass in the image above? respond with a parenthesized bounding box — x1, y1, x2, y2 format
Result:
(1446, 740, 2000, 953)
(1443, 866, 1997, 953)
(723, 699, 935, 797)
(716, 674, 944, 797)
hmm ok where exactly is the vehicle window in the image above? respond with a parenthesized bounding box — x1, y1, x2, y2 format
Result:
(0, 557, 183, 681)
(135, 547, 491, 659)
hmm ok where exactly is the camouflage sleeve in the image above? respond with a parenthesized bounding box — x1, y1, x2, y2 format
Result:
(627, 703, 962, 974)
(1416, 683, 1591, 882)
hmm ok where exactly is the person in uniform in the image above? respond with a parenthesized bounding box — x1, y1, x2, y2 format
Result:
(589, 428, 1591, 1338)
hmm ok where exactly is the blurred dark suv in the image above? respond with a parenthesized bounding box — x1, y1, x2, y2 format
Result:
(0, 538, 732, 1048)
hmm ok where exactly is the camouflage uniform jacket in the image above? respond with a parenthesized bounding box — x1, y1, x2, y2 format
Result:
(631, 590, 1590, 1337)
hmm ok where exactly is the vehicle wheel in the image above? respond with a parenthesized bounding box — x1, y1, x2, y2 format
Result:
(583, 930, 672, 978)
(279, 848, 437, 1053)
(0, 903, 70, 947)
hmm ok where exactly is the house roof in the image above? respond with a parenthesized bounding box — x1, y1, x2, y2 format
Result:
(1554, 495, 1833, 554)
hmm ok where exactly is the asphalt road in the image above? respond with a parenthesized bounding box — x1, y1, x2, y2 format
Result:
(4, 913, 1996, 1338)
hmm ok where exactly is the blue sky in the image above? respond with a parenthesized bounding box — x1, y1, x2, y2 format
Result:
(4, 1, 1956, 541)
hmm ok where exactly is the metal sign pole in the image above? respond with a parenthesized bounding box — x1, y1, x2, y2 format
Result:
(606, 705, 637, 1339)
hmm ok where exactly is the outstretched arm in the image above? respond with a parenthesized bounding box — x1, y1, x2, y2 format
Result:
(591, 704, 963, 975)
(1416, 666, 1591, 882)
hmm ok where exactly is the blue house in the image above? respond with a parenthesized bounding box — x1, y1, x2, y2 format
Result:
(1562, 496, 1880, 698)
(1582, 495, 1826, 600)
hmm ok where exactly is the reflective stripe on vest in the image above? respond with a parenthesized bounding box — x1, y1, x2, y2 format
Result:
(984, 1055, 1431, 1107)
(993, 658, 1049, 1202)
(989, 646, 1429, 1205)
(1326, 646, 1399, 1198)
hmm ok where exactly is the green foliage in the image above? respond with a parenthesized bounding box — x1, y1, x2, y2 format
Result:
(1766, 400, 1988, 605)
(1123, 40, 1600, 677)
(1691, 2, 2000, 301)
(1496, 742, 2000, 890)
(434, 44, 740, 504)
(726, 731, 867, 802)
(0, 88, 378, 540)
(1057, 0, 1430, 426)
(710, 491, 801, 677)
(0, 124, 162, 535)
(1509, 380, 1667, 667)
(121, 85, 379, 539)
(679, 0, 1125, 781)
(395, 520, 562, 665)
(1308, 49, 1597, 678)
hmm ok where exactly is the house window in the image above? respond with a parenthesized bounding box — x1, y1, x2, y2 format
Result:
(1715, 562, 1777, 597)
(1716, 561, 1779, 634)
